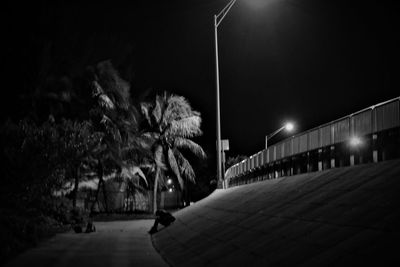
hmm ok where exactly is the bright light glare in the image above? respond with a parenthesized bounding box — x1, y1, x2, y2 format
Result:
(168, 188, 173, 193)
(350, 136, 362, 147)
(285, 122, 294, 132)
(167, 179, 172, 185)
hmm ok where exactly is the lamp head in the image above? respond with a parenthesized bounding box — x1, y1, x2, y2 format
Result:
(284, 122, 294, 132)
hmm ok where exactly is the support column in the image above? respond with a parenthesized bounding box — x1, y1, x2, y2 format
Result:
(350, 155, 355, 166)
(318, 149, 323, 171)
(372, 134, 378, 163)
(330, 146, 336, 168)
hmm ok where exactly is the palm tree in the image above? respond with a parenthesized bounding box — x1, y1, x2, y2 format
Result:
(88, 60, 147, 213)
(141, 92, 206, 213)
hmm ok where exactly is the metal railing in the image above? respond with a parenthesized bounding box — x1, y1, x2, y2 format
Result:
(226, 97, 400, 187)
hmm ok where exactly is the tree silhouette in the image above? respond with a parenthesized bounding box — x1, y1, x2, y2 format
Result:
(141, 92, 206, 212)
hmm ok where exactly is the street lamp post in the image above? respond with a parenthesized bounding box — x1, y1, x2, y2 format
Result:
(214, 0, 237, 189)
(265, 122, 294, 149)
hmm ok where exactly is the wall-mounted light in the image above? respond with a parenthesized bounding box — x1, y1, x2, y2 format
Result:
(350, 136, 362, 147)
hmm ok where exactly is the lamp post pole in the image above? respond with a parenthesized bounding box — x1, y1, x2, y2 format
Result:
(214, 14, 222, 188)
(265, 126, 285, 150)
(265, 123, 295, 149)
(214, 0, 237, 189)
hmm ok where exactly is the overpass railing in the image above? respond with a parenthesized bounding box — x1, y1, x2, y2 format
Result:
(225, 97, 400, 187)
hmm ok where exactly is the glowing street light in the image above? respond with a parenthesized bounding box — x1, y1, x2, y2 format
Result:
(167, 178, 173, 185)
(265, 122, 295, 149)
(285, 122, 294, 132)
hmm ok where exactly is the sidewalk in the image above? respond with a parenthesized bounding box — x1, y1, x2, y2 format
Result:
(6, 220, 169, 267)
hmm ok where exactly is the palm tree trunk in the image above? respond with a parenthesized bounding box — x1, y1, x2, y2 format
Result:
(184, 177, 188, 206)
(91, 161, 104, 213)
(102, 177, 109, 213)
(133, 194, 137, 213)
(153, 167, 160, 214)
(90, 179, 101, 213)
(72, 165, 80, 208)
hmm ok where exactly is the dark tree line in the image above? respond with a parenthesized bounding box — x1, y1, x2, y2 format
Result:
(1, 60, 206, 218)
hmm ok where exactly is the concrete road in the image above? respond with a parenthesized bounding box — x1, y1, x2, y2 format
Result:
(153, 160, 400, 266)
(6, 220, 169, 267)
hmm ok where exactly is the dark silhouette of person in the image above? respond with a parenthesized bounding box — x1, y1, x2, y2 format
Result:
(148, 209, 176, 234)
(73, 214, 96, 233)
(85, 219, 96, 233)
(72, 212, 84, 233)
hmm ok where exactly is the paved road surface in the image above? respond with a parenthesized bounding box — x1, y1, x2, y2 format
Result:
(6, 220, 169, 267)
(153, 160, 400, 266)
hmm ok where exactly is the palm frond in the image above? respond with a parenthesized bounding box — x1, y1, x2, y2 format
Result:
(174, 138, 207, 159)
(156, 94, 168, 126)
(127, 179, 147, 194)
(92, 81, 104, 97)
(95, 60, 130, 110)
(164, 94, 192, 121)
(120, 165, 148, 186)
(138, 132, 158, 151)
(98, 94, 115, 109)
(100, 114, 112, 125)
(166, 115, 202, 138)
(174, 149, 196, 184)
(152, 99, 162, 125)
(126, 133, 152, 150)
(142, 131, 160, 140)
(140, 102, 153, 127)
(127, 105, 140, 129)
(168, 148, 183, 190)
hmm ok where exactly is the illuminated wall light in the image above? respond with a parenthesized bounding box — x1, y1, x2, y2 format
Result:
(350, 136, 362, 147)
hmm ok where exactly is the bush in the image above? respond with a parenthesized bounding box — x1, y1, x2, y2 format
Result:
(0, 196, 75, 265)
(0, 209, 69, 265)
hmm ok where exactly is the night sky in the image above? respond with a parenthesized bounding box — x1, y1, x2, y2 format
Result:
(2, 0, 399, 162)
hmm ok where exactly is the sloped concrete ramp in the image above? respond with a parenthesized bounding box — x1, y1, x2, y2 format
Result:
(153, 159, 400, 266)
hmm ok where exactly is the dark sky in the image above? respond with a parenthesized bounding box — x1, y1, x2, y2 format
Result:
(2, 0, 399, 162)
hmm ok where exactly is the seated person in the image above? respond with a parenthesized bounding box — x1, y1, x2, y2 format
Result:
(85, 219, 96, 233)
(148, 209, 176, 234)
(72, 215, 85, 233)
